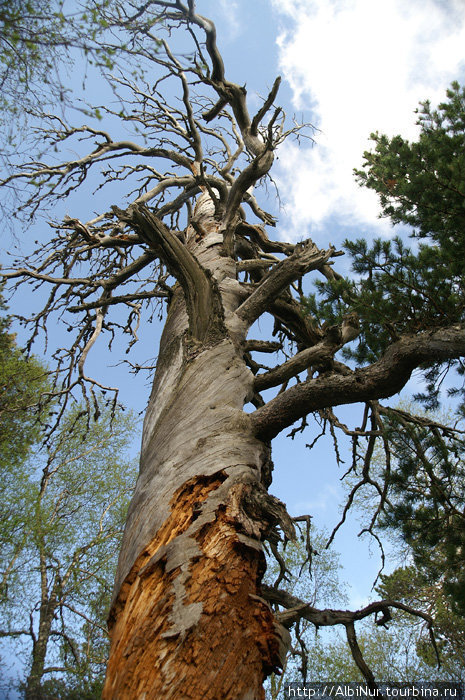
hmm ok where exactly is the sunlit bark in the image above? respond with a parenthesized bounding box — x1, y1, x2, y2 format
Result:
(103, 200, 290, 699)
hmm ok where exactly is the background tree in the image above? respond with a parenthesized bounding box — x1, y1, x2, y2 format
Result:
(305, 82, 464, 383)
(0, 290, 51, 610)
(0, 292, 49, 696)
(0, 404, 137, 699)
(331, 402, 465, 682)
(265, 526, 347, 698)
(1, 0, 71, 120)
(1, 3, 464, 696)
(266, 546, 465, 694)
(0, 290, 49, 474)
(269, 617, 462, 689)
(377, 567, 465, 681)
(355, 81, 465, 280)
(265, 536, 462, 698)
(378, 414, 465, 616)
(0, 0, 167, 170)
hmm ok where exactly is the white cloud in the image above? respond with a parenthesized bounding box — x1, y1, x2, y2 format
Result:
(210, 0, 241, 40)
(270, 0, 465, 239)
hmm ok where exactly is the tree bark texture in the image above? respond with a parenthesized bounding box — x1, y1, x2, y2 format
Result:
(25, 551, 58, 700)
(103, 197, 290, 699)
(102, 195, 465, 698)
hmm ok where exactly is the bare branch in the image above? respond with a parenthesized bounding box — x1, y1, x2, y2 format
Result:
(243, 340, 282, 354)
(345, 621, 379, 689)
(251, 77, 282, 137)
(265, 584, 434, 628)
(252, 325, 465, 440)
(254, 338, 339, 392)
(114, 204, 225, 343)
(237, 241, 337, 326)
(68, 290, 169, 314)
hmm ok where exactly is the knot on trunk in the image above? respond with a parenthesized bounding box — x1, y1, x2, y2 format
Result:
(228, 481, 296, 543)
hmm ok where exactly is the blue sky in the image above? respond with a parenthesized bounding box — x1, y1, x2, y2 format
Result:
(202, 1, 465, 233)
(195, 0, 465, 605)
(2, 0, 465, 631)
(270, 0, 465, 237)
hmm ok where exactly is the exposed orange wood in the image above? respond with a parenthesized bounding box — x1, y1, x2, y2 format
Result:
(103, 475, 281, 699)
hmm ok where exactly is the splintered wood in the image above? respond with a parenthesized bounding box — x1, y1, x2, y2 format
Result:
(103, 475, 282, 700)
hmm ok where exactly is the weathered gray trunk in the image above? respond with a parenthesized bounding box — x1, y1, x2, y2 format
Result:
(104, 198, 288, 699)
(25, 553, 57, 700)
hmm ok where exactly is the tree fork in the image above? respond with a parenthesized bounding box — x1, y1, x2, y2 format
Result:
(114, 204, 226, 344)
(103, 270, 292, 697)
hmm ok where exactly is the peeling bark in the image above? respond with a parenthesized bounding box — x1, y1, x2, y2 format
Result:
(103, 203, 290, 699)
(105, 482, 288, 699)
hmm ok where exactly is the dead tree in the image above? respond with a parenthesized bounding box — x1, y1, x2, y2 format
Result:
(1, 2, 464, 697)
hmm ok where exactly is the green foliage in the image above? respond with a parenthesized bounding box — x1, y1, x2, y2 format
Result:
(0, 289, 49, 479)
(265, 528, 347, 695)
(0, 0, 104, 151)
(377, 567, 465, 680)
(0, 332, 48, 471)
(264, 530, 458, 697)
(294, 626, 436, 683)
(378, 415, 465, 617)
(355, 82, 465, 266)
(305, 83, 465, 407)
(0, 0, 163, 148)
(340, 401, 465, 679)
(272, 620, 461, 687)
(266, 526, 346, 607)
(27, 675, 104, 699)
(0, 402, 138, 695)
(0, 0, 66, 122)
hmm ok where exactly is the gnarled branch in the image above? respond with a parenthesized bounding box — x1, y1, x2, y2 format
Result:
(114, 204, 225, 344)
(252, 325, 465, 440)
(237, 241, 337, 326)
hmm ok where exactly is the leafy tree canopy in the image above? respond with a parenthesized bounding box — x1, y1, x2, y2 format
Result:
(265, 537, 463, 695)
(335, 401, 465, 681)
(378, 414, 465, 617)
(376, 566, 465, 681)
(0, 402, 138, 697)
(303, 81, 465, 677)
(0, 290, 49, 473)
(356, 82, 465, 261)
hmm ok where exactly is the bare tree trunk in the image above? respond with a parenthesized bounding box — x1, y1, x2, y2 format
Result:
(25, 551, 58, 700)
(103, 201, 290, 699)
